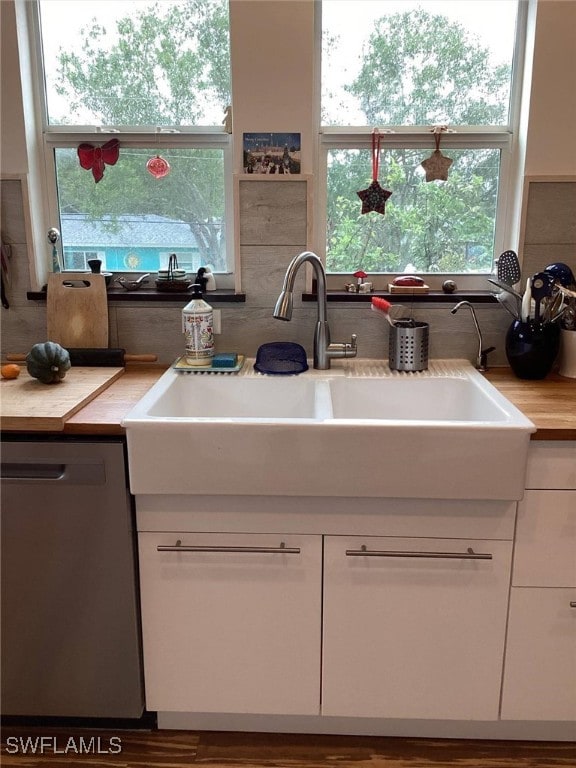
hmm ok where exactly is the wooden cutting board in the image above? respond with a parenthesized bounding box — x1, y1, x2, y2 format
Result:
(0, 367, 123, 431)
(47, 272, 109, 347)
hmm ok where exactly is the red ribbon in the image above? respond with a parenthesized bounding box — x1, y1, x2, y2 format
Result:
(371, 128, 381, 182)
(77, 139, 120, 183)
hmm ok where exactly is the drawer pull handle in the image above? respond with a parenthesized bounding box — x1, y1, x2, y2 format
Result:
(157, 540, 300, 555)
(570, 602, 576, 609)
(1, 463, 65, 480)
(345, 545, 492, 561)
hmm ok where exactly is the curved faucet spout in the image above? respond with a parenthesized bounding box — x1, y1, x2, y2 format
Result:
(273, 251, 356, 370)
(273, 251, 327, 323)
(451, 300, 495, 372)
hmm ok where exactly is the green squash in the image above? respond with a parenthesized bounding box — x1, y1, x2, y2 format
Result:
(26, 341, 71, 384)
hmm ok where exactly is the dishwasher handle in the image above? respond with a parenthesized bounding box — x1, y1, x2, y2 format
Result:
(1, 461, 105, 484)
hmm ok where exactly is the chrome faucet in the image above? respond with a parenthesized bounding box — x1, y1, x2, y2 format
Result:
(451, 300, 495, 372)
(274, 251, 357, 369)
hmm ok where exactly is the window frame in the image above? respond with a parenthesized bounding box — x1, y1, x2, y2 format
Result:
(315, 0, 529, 291)
(26, 0, 235, 288)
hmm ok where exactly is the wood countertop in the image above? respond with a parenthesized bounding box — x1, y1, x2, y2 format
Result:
(63, 365, 166, 435)
(2, 364, 575, 440)
(483, 368, 576, 440)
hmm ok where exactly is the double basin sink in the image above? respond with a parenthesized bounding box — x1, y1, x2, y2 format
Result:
(123, 360, 535, 500)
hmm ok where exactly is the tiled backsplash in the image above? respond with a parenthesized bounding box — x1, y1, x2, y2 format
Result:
(1, 178, 574, 366)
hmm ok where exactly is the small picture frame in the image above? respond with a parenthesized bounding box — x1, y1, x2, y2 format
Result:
(243, 132, 301, 175)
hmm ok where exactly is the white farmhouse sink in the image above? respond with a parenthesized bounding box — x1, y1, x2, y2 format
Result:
(328, 376, 512, 422)
(146, 375, 322, 420)
(123, 360, 535, 500)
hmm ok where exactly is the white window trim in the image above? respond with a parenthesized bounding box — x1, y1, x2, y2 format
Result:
(314, 0, 530, 292)
(18, 0, 235, 290)
(43, 130, 234, 288)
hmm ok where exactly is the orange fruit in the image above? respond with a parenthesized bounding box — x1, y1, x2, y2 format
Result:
(1, 364, 22, 379)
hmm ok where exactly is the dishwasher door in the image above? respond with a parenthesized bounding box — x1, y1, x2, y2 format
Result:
(1, 439, 144, 718)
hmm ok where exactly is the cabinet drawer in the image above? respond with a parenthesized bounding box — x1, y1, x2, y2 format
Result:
(322, 536, 512, 721)
(525, 442, 576, 489)
(513, 491, 576, 587)
(138, 532, 322, 715)
(501, 587, 576, 721)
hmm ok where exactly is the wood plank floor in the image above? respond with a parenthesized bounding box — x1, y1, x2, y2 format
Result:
(1, 727, 575, 767)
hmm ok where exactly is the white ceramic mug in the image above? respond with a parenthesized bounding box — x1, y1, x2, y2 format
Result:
(558, 328, 576, 378)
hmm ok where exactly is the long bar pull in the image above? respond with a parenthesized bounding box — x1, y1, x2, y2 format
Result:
(157, 540, 300, 554)
(345, 545, 492, 560)
(570, 602, 576, 608)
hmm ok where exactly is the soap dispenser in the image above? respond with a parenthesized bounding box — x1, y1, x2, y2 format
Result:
(182, 284, 214, 366)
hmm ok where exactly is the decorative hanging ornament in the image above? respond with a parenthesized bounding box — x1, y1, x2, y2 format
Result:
(77, 138, 120, 183)
(357, 128, 392, 215)
(420, 126, 453, 182)
(146, 155, 171, 179)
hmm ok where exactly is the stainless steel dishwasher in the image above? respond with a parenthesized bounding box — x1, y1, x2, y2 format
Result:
(1, 437, 144, 718)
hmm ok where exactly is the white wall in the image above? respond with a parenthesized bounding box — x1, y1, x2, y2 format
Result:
(0, 0, 27, 173)
(525, 0, 576, 175)
(230, 0, 315, 173)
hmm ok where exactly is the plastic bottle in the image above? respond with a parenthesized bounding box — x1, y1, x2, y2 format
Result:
(182, 284, 214, 366)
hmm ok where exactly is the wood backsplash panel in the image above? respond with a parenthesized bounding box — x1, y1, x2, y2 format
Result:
(241, 244, 306, 307)
(522, 180, 576, 278)
(524, 181, 576, 244)
(239, 180, 308, 245)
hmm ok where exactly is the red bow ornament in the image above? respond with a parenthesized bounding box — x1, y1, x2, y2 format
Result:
(77, 139, 120, 183)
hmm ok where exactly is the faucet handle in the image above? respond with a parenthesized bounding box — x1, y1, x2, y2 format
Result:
(326, 333, 358, 361)
(479, 346, 496, 372)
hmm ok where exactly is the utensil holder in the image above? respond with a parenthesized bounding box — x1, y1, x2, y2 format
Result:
(505, 319, 560, 380)
(389, 320, 429, 372)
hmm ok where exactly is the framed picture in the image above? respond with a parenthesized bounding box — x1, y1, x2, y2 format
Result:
(243, 132, 301, 175)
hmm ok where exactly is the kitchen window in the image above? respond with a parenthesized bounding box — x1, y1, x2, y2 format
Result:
(63, 250, 106, 272)
(318, 0, 527, 289)
(28, 0, 233, 284)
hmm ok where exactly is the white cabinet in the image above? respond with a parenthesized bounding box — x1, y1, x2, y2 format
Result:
(501, 442, 576, 722)
(136, 496, 517, 722)
(322, 536, 513, 720)
(512, 490, 576, 587)
(138, 532, 322, 714)
(501, 588, 576, 721)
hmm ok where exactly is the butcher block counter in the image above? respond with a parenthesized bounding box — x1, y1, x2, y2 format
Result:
(483, 368, 576, 439)
(1, 365, 575, 439)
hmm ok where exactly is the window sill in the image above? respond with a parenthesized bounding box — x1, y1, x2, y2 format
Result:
(304, 290, 498, 303)
(27, 288, 246, 303)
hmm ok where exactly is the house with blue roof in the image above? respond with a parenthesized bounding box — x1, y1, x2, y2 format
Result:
(60, 213, 202, 273)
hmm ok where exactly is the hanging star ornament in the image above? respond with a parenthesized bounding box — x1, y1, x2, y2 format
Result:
(420, 126, 453, 182)
(420, 149, 453, 182)
(77, 138, 120, 183)
(357, 180, 392, 214)
(357, 128, 392, 215)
